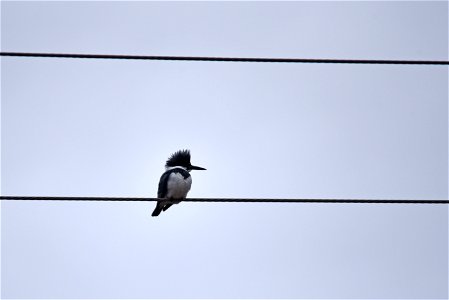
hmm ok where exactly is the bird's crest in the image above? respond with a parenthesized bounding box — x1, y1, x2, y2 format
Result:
(165, 149, 191, 167)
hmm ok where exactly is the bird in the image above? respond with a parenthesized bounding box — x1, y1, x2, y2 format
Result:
(152, 149, 206, 217)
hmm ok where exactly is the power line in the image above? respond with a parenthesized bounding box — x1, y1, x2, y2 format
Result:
(1, 196, 448, 204)
(1, 52, 448, 65)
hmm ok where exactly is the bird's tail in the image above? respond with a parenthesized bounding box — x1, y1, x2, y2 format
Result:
(152, 202, 164, 217)
(162, 203, 173, 212)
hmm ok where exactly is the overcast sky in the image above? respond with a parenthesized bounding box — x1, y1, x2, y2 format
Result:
(1, 1, 448, 299)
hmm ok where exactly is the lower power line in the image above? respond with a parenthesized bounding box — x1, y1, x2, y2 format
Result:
(1, 196, 448, 204)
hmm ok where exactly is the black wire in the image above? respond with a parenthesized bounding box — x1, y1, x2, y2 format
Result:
(1, 196, 448, 204)
(1, 52, 448, 65)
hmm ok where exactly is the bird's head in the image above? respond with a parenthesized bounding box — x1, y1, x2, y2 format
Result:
(165, 149, 206, 172)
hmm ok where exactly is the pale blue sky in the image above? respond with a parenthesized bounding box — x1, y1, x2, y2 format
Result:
(1, 1, 448, 299)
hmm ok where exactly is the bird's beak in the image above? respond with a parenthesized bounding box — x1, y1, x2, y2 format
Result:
(190, 165, 206, 170)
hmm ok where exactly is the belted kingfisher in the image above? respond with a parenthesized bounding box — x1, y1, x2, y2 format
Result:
(152, 149, 206, 217)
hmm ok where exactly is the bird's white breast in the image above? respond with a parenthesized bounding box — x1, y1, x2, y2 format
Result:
(166, 171, 192, 199)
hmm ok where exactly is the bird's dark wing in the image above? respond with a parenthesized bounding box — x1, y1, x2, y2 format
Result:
(157, 170, 172, 198)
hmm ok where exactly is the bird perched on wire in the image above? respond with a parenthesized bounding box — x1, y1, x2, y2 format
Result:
(152, 149, 206, 217)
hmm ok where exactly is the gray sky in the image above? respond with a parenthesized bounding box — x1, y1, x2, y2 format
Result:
(1, 1, 448, 299)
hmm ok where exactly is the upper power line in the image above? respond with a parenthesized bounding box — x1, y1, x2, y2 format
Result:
(1, 52, 448, 65)
(1, 196, 448, 204)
